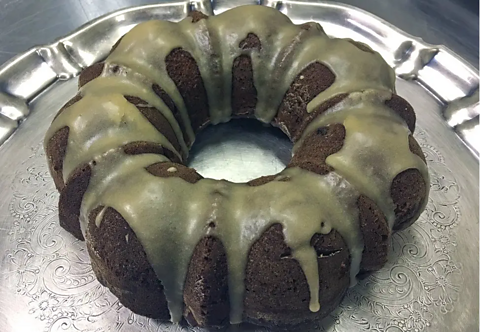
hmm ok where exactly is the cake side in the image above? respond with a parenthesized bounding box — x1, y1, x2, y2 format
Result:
(43, 5, 429, 330)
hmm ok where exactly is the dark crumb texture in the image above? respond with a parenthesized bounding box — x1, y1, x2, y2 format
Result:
(85, 162, 204, 321)
(78, 62, 104, 88)
(391, 134, 427, 230)
(385, 94, 416, 133)
(152, 83, 192, 147)
(124, 96, 182, 156)
(391, 168, 427, 231)
(409, 134, 426, 163)
(45, 8, 429, 330)
(244, 224, 350, 328)
(232, 55, 257, 117)
(55, 141, 182, 242)
(248, 175, 279, 187)
(289, 123, 346, 175)
(232, 33, 261, 117)
(87, 206, 170, 319)
(165, 48, 210, 132)
(46, 126, 70, 190)
(184, 236, 230, 327)
(239, 33, 262, 51)
(58, 163, 91, 240)
(357, 195, 389, 275)
(123, 141, 181, 164)
(47, 94, 85, 190)
(189, 10, 208, 23)
(276, 62, 336, 140)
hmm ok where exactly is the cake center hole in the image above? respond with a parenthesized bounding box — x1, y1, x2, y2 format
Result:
(187, 119, 293, 183)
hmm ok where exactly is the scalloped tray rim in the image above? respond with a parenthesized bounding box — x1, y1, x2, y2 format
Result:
(0, 0, 478, 157)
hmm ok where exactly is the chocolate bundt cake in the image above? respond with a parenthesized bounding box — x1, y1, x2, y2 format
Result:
(44, 5, 429, 329)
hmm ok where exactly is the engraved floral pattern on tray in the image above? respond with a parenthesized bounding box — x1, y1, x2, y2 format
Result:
(0, 130, 463, 332)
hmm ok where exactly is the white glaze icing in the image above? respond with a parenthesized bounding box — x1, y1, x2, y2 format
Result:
(44, 5, 429, 326)
(295, 90, 430, 229)
(81, 154, 363, 323)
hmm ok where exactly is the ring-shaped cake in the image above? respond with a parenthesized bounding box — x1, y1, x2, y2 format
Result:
(44, 5, 429, 329)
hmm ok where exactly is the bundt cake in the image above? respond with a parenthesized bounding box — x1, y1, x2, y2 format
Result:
(44, 5, 429, 329)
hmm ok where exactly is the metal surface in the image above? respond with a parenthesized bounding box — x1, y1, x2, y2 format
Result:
(0, 1, 478, 332)
(0, 1, 478, 155)
(0, 0, 477, 67)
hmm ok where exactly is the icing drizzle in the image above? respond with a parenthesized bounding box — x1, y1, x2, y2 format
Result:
(44, 5, 429, 326)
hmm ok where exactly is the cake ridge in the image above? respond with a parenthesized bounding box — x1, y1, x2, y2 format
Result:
(294, 88, 429, 228)
(43, 5, 429, 329)
(80, 151, 366, 324)
(85, 61, 197, 147)
(80, 63, 189, 158)
(44, 93, 181, 184)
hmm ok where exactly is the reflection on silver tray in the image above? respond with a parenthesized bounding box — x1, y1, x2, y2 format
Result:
(0, 1, 478, 332)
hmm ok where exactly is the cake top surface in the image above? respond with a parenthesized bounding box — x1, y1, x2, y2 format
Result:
(44, 5, 428, 326)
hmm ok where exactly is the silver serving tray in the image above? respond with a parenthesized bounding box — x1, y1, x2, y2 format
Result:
(0, 1, 478, 331)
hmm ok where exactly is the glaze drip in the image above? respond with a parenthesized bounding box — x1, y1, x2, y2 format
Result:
(106, 5, 395, 127)
(81, 153, 363, 324)
(45, 93, 180, 183)
(44, 5, 429, 327)
(296, 90, 429, 228)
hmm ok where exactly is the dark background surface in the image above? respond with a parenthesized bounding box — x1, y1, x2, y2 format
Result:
(0, 0, 478, 67)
